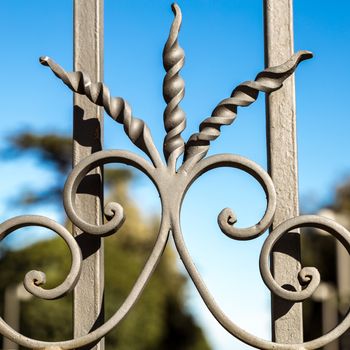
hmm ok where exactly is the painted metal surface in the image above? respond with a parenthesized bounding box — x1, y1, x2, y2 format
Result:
(264, 0, 303, 343)
(1, 3, 350, 350)
(72, 1, 105, 350)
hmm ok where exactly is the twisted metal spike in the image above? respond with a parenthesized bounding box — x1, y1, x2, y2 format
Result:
(39, 56, 163, 168)
(163, 3, 186, 170)
(183, 50, 313, 166)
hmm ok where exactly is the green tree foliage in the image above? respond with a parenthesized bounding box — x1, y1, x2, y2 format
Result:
(0, 132, 211, 350)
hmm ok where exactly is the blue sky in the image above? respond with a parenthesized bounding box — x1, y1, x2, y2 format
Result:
(1, 1, 350, 349)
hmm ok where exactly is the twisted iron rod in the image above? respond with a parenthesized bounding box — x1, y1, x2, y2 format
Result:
(162, 3, 186, 170)
(39, 57, 163, 168)
(183, 50, 313, 165)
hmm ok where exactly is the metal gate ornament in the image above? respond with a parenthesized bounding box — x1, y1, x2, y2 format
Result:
(1, 4, 350, 349)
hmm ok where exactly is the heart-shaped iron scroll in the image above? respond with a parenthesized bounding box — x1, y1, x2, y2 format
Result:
(2, 4, 350, 350)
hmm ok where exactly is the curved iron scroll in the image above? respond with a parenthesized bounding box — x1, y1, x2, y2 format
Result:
(1, 3, 349, 350)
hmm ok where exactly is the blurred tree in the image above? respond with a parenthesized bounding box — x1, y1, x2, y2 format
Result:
(0, 132, 211, 350)
(302, 180, 350, 349)
(301, 226, 336, 342)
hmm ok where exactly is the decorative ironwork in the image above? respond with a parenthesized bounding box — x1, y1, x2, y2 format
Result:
(162, 3, 186, 171)
(1, 3, 350, 350)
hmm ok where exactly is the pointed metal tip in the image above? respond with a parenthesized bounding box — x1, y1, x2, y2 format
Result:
(261, 49, 314, 78)
(169, 3, 182, 33)
(296, 50, 313, 61)
(171, 3, 180, 16)
(39, 56, 50, 66)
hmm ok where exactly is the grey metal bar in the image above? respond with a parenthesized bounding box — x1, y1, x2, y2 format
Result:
(264, 0, 303, 343)
(73, 1, 104, 349)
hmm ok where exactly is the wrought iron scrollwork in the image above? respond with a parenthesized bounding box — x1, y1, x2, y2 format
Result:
(0, 216, 82, 300)
(1, 3, 350, 350)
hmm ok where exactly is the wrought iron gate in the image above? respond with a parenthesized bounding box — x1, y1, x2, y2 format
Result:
(1, 1, 349, 349)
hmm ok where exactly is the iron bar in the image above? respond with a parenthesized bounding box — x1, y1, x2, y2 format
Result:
(264, 0, 303, 343)
(73, 1, 104, 349)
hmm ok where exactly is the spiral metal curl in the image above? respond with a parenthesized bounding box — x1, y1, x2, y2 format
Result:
(39, 56, 162, 168)
(183, 50, 313, 165)
(0, 187, 170, 349)
(0, 215, 82, 300)
(259, 215, 350, 302)
(163, 3, 186, 169)
(173, 202, 350, 349)
(183, 153, 277, 240)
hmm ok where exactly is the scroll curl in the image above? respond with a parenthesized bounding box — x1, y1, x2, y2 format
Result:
(0, 215, 82, 300)
(173, 207, 350, 349)
(259, 215, 350, 302)
(63, 150, 156, 236)
(184, 153, 277, 240)
(0, 151, 170, 349)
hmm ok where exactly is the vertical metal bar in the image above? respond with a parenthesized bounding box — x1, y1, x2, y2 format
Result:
(73, 1, 104, 349)
(264, 0, 303, 343)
